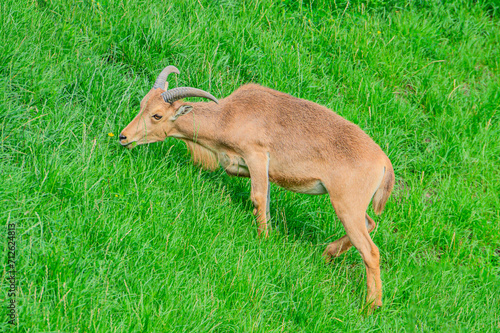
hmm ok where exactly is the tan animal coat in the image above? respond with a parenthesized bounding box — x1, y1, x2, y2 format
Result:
(120, 67, 395, 310)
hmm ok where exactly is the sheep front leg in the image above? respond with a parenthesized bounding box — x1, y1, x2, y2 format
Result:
(246, 152, 271, 237)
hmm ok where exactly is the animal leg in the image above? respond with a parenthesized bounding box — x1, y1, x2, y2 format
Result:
(333, 206, 382, 308)
(245, 152, 271, 237)
(323, 214, 376, 259)
(266, 181, 271, 221)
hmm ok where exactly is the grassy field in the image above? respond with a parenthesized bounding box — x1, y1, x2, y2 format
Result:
(1, 0, 499, 331)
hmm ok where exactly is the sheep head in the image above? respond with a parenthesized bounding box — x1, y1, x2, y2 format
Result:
(119, 65, 218, 149)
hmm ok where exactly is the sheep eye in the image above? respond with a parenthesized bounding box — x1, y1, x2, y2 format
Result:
(152, 114, 162, 120)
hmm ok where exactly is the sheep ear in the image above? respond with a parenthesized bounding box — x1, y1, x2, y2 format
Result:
(171, 105, 193, 120)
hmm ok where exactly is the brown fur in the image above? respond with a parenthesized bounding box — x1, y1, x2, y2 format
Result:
(120, 81, 395, 310)
(373, 164, 395, 215)
(183, 140, 220, 171)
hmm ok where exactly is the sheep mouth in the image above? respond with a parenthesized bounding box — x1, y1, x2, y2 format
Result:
(121, 141, 138, 149)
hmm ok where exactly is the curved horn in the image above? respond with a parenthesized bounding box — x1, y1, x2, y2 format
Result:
(153, 65, 180, 90)
(161, 87, 219, 104)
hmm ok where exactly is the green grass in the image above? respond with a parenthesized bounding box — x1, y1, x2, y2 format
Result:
(1, 0, 499, 331)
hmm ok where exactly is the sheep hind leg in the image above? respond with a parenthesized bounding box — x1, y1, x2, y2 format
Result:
(323, 213, 376, 259)
(329, 205, 382, 308)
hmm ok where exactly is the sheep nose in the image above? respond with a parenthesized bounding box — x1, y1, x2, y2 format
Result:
(119, 134, 127, 141)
